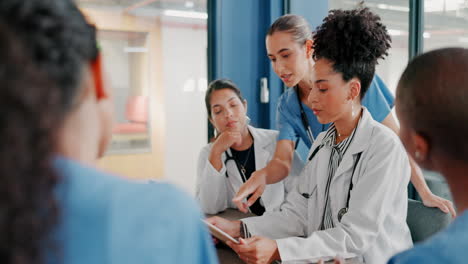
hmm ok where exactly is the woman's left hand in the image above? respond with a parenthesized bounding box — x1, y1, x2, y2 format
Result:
(420, 192, 456, 218)
(227, 236, 280, 264)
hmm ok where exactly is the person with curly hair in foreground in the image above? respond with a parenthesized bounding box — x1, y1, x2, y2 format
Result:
(207, 8, 412, 264)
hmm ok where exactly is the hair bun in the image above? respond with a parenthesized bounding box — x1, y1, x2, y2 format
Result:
(313, 7, 391, 65)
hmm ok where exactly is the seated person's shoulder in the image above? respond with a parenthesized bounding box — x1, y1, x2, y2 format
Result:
(388, 240, 455, 264)
(55, 157, 211, 261)
(249, 127, 280, 149)
(131, 180, 202, 219)
(388, 246, 443, 264)
(252, 127, 279, 138)
(199, 141, 213, 155)
(369, 120, 403, 151)
(56, 157, 203, 221)
(390, 214, 468, 264)
(110, 181, 211, 262)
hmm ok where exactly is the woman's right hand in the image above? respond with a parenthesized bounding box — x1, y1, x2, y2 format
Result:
(232, 169, 267, 213)
(208, 130, 242, 172)
(212, 130, 242, 155)
(206, 216, 241, 238)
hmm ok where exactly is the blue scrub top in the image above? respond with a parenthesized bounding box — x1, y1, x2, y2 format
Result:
(277, 75, 394, 149)
(388, 210, 468, 263)
(49, 156, 219, 264)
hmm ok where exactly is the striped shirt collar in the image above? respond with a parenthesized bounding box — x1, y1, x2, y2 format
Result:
(321, 122, 359, 156)
(318, 118, 361, 230)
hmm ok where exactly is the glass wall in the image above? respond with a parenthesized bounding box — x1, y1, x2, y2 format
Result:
(329, 0, 409, 95)
(424, 0, 468, 51)
(98, 30, 151, 153)
(77, 0, 208, 194)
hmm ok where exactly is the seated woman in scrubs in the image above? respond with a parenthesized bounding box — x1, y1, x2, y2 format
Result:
(196, 79, 303, 215)
(208, 8, 412, 264)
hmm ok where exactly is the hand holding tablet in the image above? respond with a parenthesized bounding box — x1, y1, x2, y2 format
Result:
(203, 219, 239, 244)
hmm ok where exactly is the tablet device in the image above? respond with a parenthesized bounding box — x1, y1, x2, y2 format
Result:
(203, 219, 239, 244)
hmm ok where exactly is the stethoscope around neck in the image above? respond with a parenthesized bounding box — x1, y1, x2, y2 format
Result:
(301, 143, 363, 223)
(224, 149, 266, 214)
(223, 150, 248, 182)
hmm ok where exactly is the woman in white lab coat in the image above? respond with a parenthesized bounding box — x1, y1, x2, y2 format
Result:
(196, 79, 303, 215)
(207, 8, 412, 264)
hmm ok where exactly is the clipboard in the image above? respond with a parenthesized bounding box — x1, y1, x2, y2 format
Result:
(203, 219, 239, 244)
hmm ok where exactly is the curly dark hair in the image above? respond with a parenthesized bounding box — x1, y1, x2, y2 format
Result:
(0, 0, 99, 113)
(312, 7, 391, 99)
(0, 0, 99, 263)
(0, 22, 61, 264)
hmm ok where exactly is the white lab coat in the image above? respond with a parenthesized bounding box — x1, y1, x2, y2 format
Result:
(196, 126, 304, 215)
(242, 108, 413, 264)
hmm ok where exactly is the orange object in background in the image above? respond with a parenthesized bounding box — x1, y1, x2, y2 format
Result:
(92, 54, 108, 100)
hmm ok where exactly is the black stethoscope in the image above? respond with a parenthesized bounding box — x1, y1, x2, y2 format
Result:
(224, 150, 265, 213)
(223, 150, 248, 182)
(301, 140, 362, 223)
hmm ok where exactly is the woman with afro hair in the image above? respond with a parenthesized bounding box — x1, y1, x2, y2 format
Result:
(208, 8, 413, 264)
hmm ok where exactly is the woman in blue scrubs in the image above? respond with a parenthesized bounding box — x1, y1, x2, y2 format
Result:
(233, 14, 455, 217)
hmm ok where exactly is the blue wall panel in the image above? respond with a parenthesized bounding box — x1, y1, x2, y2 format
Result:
(209, 0, 278, 129)
(289, 0, 328, 31)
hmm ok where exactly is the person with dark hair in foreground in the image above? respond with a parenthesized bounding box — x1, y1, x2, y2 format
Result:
(387, 48, 468, 263)
(208, 8, 412, 264)
(0, 1, 218, 263)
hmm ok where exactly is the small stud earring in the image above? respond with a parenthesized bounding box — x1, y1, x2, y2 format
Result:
(415, 151, 421, 159)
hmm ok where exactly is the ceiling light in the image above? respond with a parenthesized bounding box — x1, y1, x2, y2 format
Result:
(163, 9, 207, 19)
(376, 3, 409, 12)
(388, 29, 403, 36)
(459, 37, 468, 43)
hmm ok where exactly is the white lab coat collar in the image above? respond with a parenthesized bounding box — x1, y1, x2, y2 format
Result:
(248, 125, 274, 172)
(333, 107, 373, 180)
(311, 107, 373, 183)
